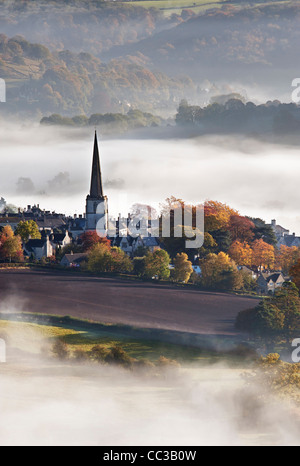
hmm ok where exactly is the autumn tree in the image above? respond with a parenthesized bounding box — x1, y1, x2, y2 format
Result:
(173, 253, 193, 283)
(252, 239, 275, 270)
(228, 215, 254, 243)
(144, 249, 170, 280)
(276, 246, 300, 275)
(290, 259, 300, 291)
(201, 251, 242, 290)
(0, 226, 24, 262)
(204, 200, 238, 232)
(228, 240, 252, 267)
(88, 243, 132, 274)
(198, 232, 217, 257)
(236, 283, 300, 348)
(109, 247, 133, 273)
(81, 231, 111, 252)
(15, 220, 41, 243)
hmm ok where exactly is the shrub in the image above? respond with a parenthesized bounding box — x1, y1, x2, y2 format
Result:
(105, 345, 133, 368)
(73, 349, 89, 362)
(52, 340, 69, 360)
(90, 345, 108, 363)
(157, 356, 180, 367)
(133, 256, 146, 277)
(134, 358, 155, 370)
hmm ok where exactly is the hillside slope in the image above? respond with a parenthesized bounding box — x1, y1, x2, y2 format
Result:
(106, 3, 300, 89)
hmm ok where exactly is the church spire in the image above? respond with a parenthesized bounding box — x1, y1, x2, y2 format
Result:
(90, 131, 104, 199)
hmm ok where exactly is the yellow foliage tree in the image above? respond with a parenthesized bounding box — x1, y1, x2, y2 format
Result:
(173, 252, 193, 283)
(201, 251, 240, 289)
(88, 243, 132, 274)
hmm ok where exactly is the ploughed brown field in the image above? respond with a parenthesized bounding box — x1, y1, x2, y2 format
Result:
(0, 269, 259, 336)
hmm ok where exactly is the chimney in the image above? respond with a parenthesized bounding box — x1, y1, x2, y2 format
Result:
(271, 219, 276, 227)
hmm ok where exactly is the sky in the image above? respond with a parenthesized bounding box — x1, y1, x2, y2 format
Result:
(0, 123, 299, 234)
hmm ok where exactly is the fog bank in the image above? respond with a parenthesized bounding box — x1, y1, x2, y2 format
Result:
(1, 359, 300, 446)
(0, 124, 299, 233)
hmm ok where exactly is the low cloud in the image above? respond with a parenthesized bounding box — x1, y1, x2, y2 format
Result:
(16, 177, 35, 195)
(47, 172, 71, 191)
(105, 178, 126, 190)
(0, 122, 299, 233)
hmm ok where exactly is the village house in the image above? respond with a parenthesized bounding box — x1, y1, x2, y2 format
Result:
(277, 233, 300, 248)
(60, 252, 88, 268)
(132, 236, 161, 255)
(24, 234, 54, 261)
(237, 265, 258, 280)
(0, 214, 20, 231)
(257, 271, 286, 295)
(111, 235, 161, 257)
(112, 236, 134, 256)
(0, 202, 67, 233)
(269, 219, 290, 240)
(50, 231, 72, 249)
(68, 215, 86, 239)
(269, 219, 300, 248)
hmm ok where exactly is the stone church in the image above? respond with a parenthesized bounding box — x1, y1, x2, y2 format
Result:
(85, 131, 108, 235)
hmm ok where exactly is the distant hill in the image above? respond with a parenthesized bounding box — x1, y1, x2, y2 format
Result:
(1, 1, 300, 117)
(0, 35, 196, 117)
(105, 3, 300, 89)
(0, 0, 183, 55)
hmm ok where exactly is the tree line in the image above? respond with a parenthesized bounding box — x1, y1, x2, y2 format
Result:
(176, 99, 300, 135)
(40, 109, 163, 134)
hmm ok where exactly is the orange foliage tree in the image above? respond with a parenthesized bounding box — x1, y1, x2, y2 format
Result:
(0, 226, 24, 262)
(252, 239, 275, 270)
(204, 200, 238, 232)
(276, 246, 300, 275)
(228, 240, 253, 267)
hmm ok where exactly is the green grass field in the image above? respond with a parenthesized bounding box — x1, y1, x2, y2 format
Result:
(0, 315, 213, 363)
(118, 0, 225, 15)
(121, 0, 294, 16)
(0, 312, 246, 364)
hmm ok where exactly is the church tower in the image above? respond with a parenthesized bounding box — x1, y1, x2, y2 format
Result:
(85, 131, 108, 234)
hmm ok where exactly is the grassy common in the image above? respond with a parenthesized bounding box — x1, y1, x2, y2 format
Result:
(0, 313, 216, 363)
